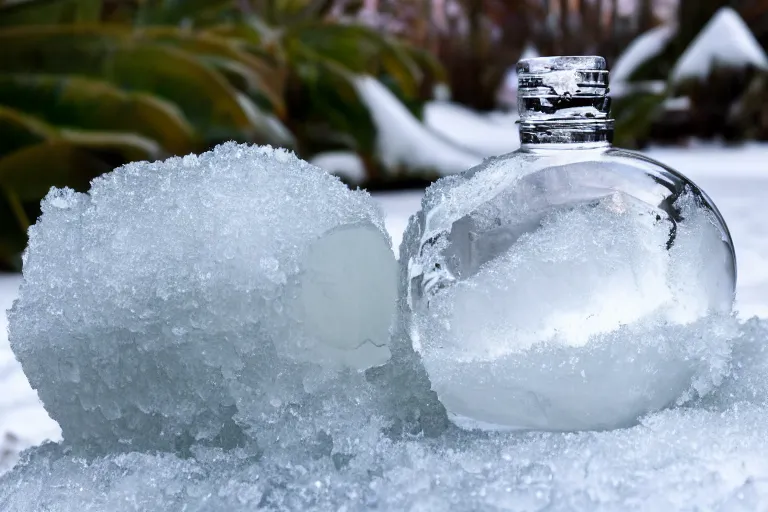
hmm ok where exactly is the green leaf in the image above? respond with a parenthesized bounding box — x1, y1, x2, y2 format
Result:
(0, 73, 198, 155)
(0, 193, 29, 271)
(613, 92, 666, 149)
(284, 22, 424, 97)
(0, 103, 161, 166)
(0, 141, 110, 201)
(137, 0, 236, 26)
(109, 43, 255, 140)
(0, 0, 102, 26)
(293, 0, 336, 21)
(59, 129, 163, 163)
(0, 140, 114, 270)
(407, 46, 447, 82)
(233, 92, 295, 147)
(0, 105, 57, 158)
(205, 19, 271, 47)
(286, 45, 376, 155)
(0, 26, 272, 143)
(137, 27, 286, 115)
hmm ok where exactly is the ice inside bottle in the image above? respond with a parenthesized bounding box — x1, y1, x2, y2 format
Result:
(402, 56, 737, 432)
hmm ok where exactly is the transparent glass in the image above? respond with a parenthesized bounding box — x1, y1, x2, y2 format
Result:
(402, 56, 737, 432)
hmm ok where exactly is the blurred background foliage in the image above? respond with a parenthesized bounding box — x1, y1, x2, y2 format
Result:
(2, 0, 768, 269)
(0, 0, 442, 268)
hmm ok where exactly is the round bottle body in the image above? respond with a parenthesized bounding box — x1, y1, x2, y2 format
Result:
(403, 145, 736, 431)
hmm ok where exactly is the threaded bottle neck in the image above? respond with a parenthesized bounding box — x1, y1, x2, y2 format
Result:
(517, 56, 614, 146)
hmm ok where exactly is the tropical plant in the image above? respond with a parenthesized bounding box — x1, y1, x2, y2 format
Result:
(0, 0, 437, 270)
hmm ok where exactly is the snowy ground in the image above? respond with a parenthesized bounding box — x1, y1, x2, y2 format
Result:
(1, 144, 767, 472)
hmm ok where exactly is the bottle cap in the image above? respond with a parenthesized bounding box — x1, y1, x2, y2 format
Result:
(517, 56, 610, 121)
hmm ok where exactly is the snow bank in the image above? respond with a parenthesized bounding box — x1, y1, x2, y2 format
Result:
(672, 7, 768, 82)
(309, 150, 367, 184)
(610, 80, 667, 98)
(423, 101, 520, 157)
(612, 24, 675, 82)
(354, 76, 481, 176)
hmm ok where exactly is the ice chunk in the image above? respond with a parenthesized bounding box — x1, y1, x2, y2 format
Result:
(403, 188, 737, 431)
(3, 315, 768, 512)
(8, 142, 397, 452)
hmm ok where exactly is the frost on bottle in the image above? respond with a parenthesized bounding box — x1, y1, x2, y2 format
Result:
(402, 56, 737, 432)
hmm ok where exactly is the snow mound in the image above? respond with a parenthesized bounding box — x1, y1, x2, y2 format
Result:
(2, 318, 768, 511)
(8, 142, 398, 453)
(672, 7, 768, 82)
(423, 101, 520, 157)
(612, 24, 675, 83)
(354, 76, 481, 176)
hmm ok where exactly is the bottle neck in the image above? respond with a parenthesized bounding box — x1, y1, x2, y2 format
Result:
(516, 56, 613, 149)
(518, 119, 614, 148)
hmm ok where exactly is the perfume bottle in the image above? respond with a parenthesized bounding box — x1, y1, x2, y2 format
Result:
(402, 56, 736, 432)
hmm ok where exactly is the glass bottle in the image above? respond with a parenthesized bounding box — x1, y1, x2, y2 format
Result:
(402, 56, 737, 432)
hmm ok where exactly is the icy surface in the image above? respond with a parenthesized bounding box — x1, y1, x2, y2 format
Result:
(612, 24, 675, 83)
(7, 142, 398, 453)
(354, 76, 481, 175)
(672, 7, 768, 82)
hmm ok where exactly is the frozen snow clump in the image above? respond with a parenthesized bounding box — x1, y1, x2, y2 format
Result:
(8, 142, 398, 452)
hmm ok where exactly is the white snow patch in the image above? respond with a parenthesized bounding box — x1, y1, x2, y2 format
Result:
(309, 151, 367, 184)
(372, 190, 424, 253)
(662, 96, 691, 110)
(0, 275, 61, 472)
(611, 80, 667, 98)
(612, 24, 676, 82)
(423, 101, 520, 157)
(672, 7, 768, 83)
(354, 76, 481, 176)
